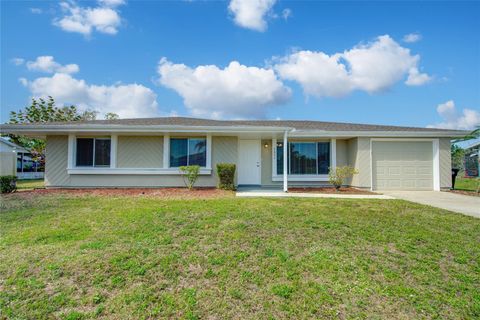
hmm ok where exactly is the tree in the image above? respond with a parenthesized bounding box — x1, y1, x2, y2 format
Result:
(6, 96, 118, 166)
(105, 112, 119, 120)
(451, 144, 465, 171)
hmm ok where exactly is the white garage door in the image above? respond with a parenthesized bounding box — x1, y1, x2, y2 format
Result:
(372, 141, 433, 190)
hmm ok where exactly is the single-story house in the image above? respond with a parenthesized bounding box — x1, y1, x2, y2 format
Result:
(0, 137, 44, 179)
(0, 117, 466, 191)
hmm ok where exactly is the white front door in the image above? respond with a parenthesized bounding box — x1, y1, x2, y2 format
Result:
(238, 139, 261, 185)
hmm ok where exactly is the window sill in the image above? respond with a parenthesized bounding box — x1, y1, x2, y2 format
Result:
(67, 168, 212, 175)
(272, 175, 329, 182)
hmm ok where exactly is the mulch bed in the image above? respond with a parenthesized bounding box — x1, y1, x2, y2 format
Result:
(289, 187, 378, 195)
(446, 190, 480, 197)
(3, 187, 234, 199)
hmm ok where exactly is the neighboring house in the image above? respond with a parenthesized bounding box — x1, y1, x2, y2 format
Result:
(464, 141, 480, 177)
(0, 137, 44, 179)
(0, 117, 466, 191)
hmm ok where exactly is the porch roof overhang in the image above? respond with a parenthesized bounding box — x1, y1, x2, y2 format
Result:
(0, 123, 467, 139)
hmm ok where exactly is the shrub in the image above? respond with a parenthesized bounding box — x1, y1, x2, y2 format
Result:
(0, 175, 17, 193)
(216, 163, 236, 190)
(328, 166, 358, 190)
(179, 165, 200, 190)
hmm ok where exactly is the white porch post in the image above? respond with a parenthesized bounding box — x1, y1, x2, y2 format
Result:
(163, 134, 170, 168)
(206, 133, 212, 169)
(110, 134, 118, 168)
(283, 130, 288, 192)
(331, 138, 337, 169)
(67, 134, 75, 169)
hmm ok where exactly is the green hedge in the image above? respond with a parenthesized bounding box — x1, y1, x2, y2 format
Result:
(216, 163, 236, 190)
(1, 175, 17, 193)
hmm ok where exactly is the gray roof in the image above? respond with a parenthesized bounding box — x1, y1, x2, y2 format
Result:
(6, 116, 464, 133)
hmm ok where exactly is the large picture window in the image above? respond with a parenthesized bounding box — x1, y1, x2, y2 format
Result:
(276, 141, 330, 175)
(76, 138, 111, 167)
(170, 137, 206, 167)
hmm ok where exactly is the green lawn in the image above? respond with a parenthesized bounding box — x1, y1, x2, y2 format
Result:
(1, 194, 479, 319)
(454, 177, 479, 192)
(16, 179, 45, 190)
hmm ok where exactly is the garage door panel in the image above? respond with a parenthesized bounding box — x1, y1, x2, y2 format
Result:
(373, 141, 433, 190)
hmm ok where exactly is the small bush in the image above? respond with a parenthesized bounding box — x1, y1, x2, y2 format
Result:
(328, 166, 358, 190)
(179, 165, 200, 190)
(0, 175, 17, 193)
(216, 163, 236, 190)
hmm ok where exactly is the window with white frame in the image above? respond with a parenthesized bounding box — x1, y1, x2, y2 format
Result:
(276, 141, 330, 175)
(76, 138, 111, 167)
(169, 137, 206, 167)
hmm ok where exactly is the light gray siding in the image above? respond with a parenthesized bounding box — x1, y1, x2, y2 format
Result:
(347, 138, 371, 188)
(45, 135, 237, 187)
(336, 139, 348, 166)
(117, 136, 163, 168)
(440, 138, 452, 189)
(45, 135, 70, 187)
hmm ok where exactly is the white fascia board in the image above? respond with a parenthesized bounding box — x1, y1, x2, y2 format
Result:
(290, 130, 467, 138)
(0, 124, 294, 134)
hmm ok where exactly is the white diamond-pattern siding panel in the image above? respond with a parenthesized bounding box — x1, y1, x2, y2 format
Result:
(117, 136, 163, 168)
(45, 135, 70, 187)
(372, 141, 433, 190)
(212, 136, 238, 184)
(439, 138, 452, 189)
(356, 138, 372, 188)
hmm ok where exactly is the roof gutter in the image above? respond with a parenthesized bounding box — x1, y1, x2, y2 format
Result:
(0, 124, 466, 138)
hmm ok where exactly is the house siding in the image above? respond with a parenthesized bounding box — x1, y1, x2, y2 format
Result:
(45, 135, 237, 188)
(346, 138, 371, 188)
(440, 138, 452, 189)
(117, 136, 163, 168)
(45, 135, 71, 187)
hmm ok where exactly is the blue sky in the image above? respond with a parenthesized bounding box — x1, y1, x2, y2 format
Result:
(1, 0, 479, 131)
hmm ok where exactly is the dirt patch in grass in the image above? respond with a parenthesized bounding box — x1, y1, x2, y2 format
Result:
(3, 187, 234, 200)
(446, 190, 480, 197)
(289, 187, 377, 195)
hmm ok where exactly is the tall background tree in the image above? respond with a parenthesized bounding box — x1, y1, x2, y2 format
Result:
(6, 96, 118, 167)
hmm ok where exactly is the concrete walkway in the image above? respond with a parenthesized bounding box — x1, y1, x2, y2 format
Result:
(383, 191, 480, 218)
(236, 190, 394, 199)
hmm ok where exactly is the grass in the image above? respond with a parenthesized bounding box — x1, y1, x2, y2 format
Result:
(16, 179, 45, 190)
(1, 194, 479, 319)
(454, 177, 479, 192)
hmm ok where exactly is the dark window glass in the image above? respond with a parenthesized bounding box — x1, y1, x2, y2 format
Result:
(276, 143, 284, 175)
(317, 142, 330, 174)
(95, 139, 111, 167)
(170, 138, 188, 167)
(188, 138, 206, 166)
(290, 142, 317, 174)
(76, 138, 94, 166)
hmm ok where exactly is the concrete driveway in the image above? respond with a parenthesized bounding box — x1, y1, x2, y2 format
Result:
(383, 191, 480, 218)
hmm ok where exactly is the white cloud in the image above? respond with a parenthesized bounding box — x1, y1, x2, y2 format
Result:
(403, 32, 422, 43)
(228, 0, 277, 31)
(428, 100, 480, 130)
(54, 0, 124, 36)
(405, 67, 432, 86)
(157, 58, 291, 119)
(30, 8, 42, 14)
(21, 73, 159, 119)
(274, 35, 431, 98)
(26, 56, 79, 74)
(282, 8, 292, 20)
(11, 58, 25, 66)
